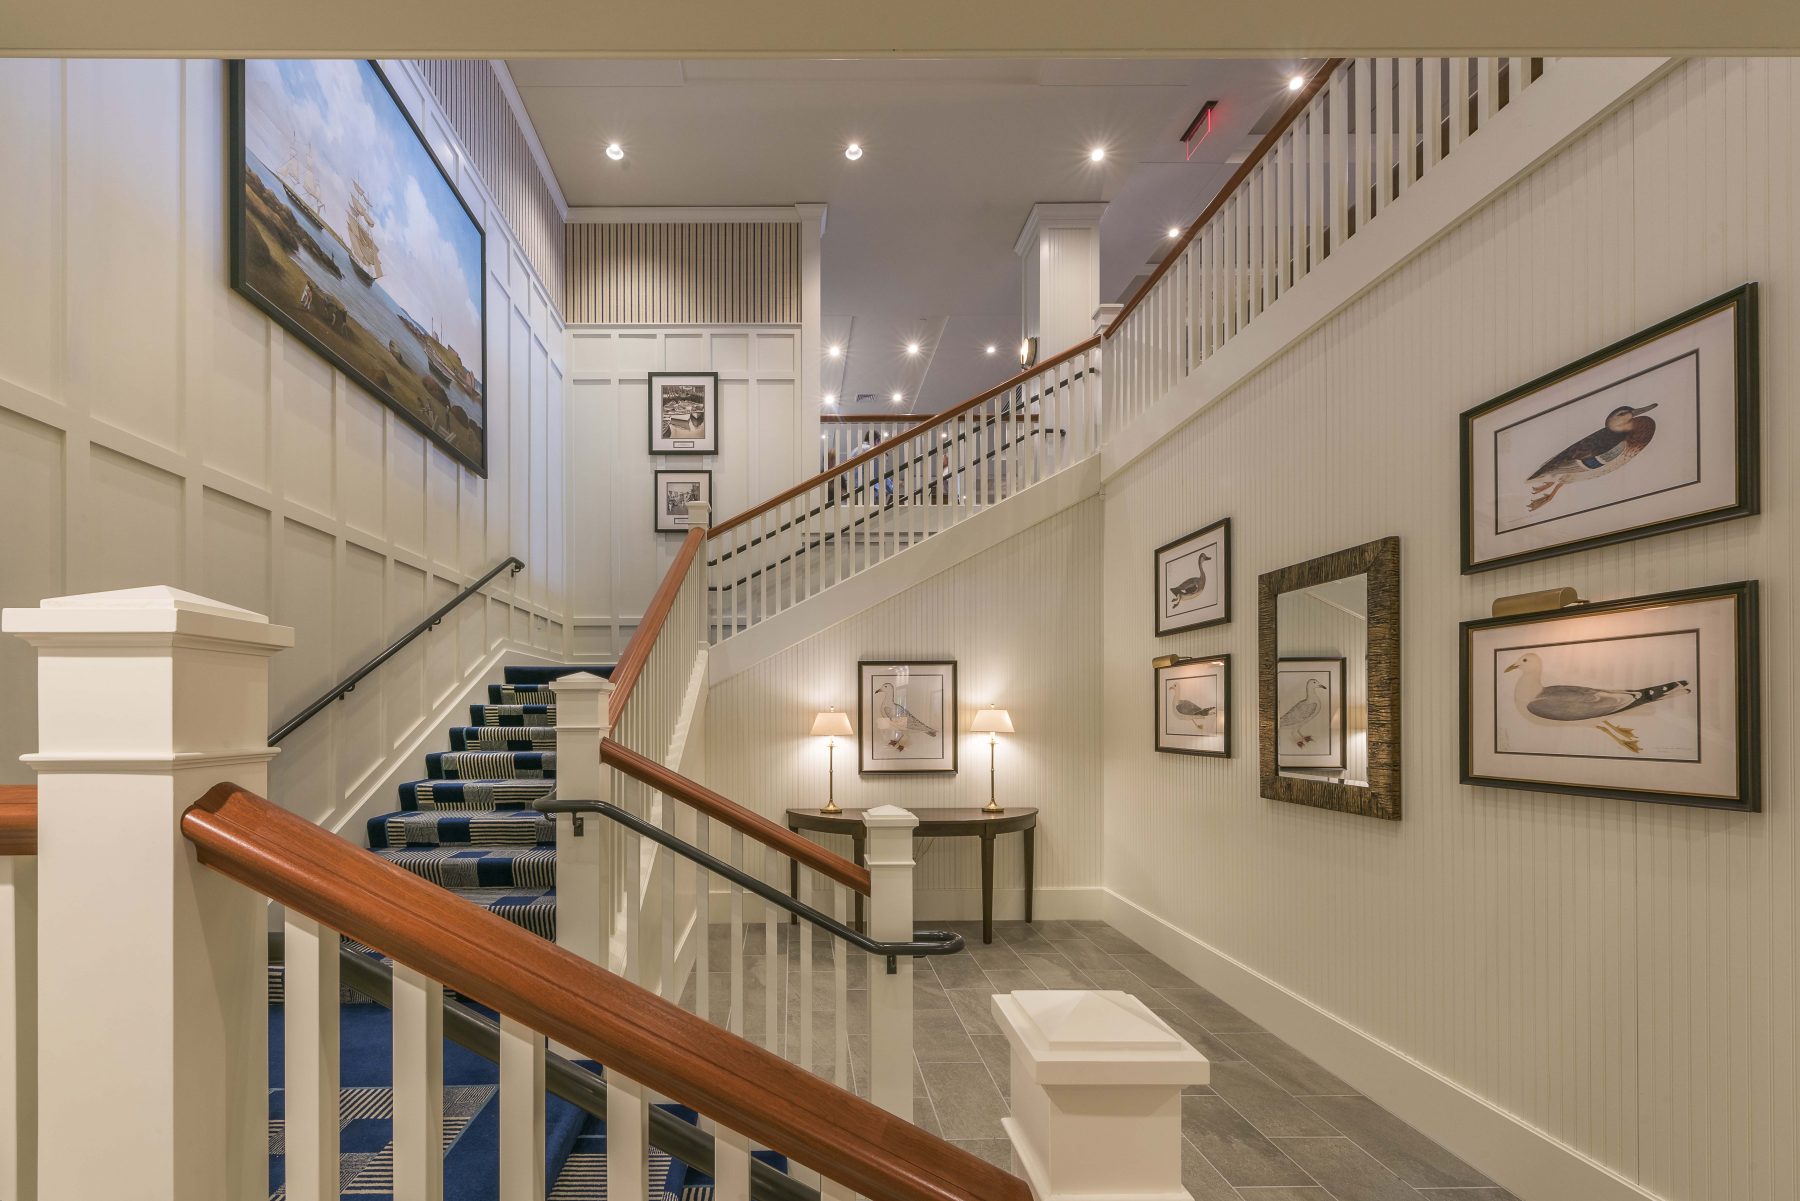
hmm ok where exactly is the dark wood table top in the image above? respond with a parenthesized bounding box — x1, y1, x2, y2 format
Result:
(785, 807, 1038, 837)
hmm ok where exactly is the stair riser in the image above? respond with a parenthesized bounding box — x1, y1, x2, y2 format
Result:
(423, 751, 556, 781)
(449, 726, 557, 753)
(368, 811, 556, 849)
(378, 849, 558, 890)
(471, 703, 557, 726)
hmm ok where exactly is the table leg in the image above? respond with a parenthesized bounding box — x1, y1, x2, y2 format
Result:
(1023, 825, 1035, 925)
(981, 832, 995, 945)
(853, 834, 867, 934)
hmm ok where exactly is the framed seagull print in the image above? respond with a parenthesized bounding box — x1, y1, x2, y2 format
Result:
(858, 660, 958, 775)
(1460, 285, 1758, 574)
(1275, 657, 1346, 772)
(1156, 655, 1230, 757)
(1460, 582, 1760, 812)
(1154, 517, 1231, 636)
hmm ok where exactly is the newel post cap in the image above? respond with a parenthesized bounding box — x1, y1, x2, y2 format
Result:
(3, 586, 294, 649)
(993, 989, 1210, 1088)
(860, 804, 919, 831)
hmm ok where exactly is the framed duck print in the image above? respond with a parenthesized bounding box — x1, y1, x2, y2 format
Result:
(1461, 582, 1759, 811)
(653, 469, 711, 534)
(1275, 657, 1346, 771)
(858, 660, 958, 775)
(1461, 285, 1758, 574)
(1156, 655, 1230, 757)
(1154, 517, 1231, 636)
(648, 372, 720, 455)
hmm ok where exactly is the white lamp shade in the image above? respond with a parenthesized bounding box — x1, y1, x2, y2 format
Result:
(810, 710, 854, 738)
(971, 706, 1014, 734)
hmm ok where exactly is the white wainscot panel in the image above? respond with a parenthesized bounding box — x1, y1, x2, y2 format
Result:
(199, 487, 271, 616)
(83, 444, 183, 594)
(276, 333, 337, 519)
(754, 331, 796, 375)
(710, 333, 749, 374)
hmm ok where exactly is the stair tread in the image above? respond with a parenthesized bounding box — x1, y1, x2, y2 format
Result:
(503, 664, 614, 686)
(471, 702, 557, 725)
(377, 846, 557, 890)
(450, 726, 557, 752)
(368, 808, 555, 848)
(424, 750, 556, 780)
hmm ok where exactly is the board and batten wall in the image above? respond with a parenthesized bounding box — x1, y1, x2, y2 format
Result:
(1102, 57, 1795, 1201)
(0, 58, 570, 837)
(704, 497, 1104, 916)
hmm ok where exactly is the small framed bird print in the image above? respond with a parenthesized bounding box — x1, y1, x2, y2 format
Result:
(1156, 655, 1230, 757)
(858, 659, 958, 775)
(1275, 657, 1346, 772)
(1155, 517, 1232, 636)
(1460, 284, 1758, 574)
(1460, 581, 1760, 811)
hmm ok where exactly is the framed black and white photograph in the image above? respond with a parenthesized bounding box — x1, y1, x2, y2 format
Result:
(1156, 655, 1230, 757)
(1154, 517, 1231, 636)
(1276, 657, 1345, 771)
(648, 372, 720, 455)
(1461, 285, 1758, 573)
(1461, 582, 1759, 812)
(653, 469, 712, 534)
(858, 660, 957, 775)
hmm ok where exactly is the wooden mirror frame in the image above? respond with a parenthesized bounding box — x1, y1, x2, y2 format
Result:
(1258, 535, 1402, 820)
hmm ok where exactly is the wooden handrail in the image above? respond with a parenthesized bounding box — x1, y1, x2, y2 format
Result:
(608, 525, 705, 715)
(818, 413, 933, 424)
(599, 738, 871, 896)
(0, 785, 36, 856)
(181, 784, 1016, 1201)
(711, 337, 1100, 539)
(1105, 58, 1344, 339)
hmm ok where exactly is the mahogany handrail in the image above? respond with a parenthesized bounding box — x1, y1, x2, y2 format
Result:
(607, 526, 705, 716)
(1105, 58, 1344, 339)
(599, 737, 871, 895)
(0, 785, 35, 856)
(182, 783, 1023, 1201)
(710, 336, 1100, 539)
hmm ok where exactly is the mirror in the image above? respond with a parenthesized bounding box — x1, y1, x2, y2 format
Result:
(1258, 537, 1400, 820)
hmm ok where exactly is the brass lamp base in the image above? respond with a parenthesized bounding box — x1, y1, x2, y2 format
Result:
(982, 799, 1004, 814)
(820, 799, 842, 815)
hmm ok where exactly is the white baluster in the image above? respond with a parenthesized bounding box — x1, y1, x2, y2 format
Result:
(1376, 57, 1395, 209)
(0, 851, 36, 1201)
(393, 963, 445, 1201)
(833, 885, 850, 1090)
(1479, 57, 1500, 124)
(1307, 90, 1325, 269)
(1450, 57, 1472, 148)
(499, 1015, 546, 1201)
(1424, 58, 1444, 168)
(863, 805, 917, 1119)
(763, 843, 779, 1055)
(1328, 66, 1348, 252)
(1353, 58, 1372, 232)
(1507, 57, 1529, 105)
(1399, 59, 1419, 191)
(730, 830, 746, 1036)
(800, 867, 815, 1072)
(714, 1126, 753, 1201)
(285, 913, 340, 1201)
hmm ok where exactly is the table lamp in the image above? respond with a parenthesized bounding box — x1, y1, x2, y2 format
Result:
(971, 705, 1014, 814)
(810, 708, 855, 814)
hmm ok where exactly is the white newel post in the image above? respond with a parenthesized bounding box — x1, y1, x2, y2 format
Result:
(993, 990, 1210, 1201)
(3, 587, 293, 1201)
(552, 671, 613, 971)
(0, 846, 36, 1201)
(862, 804, 918, 1120)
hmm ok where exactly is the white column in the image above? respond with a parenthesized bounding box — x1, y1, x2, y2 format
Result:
(795, 204, 828, 475)
(992, 990, 1210, 1201)
(1014, 203, 1107, 358)
(3, 587, 293, 1201)
(862, 804, 918, 1120)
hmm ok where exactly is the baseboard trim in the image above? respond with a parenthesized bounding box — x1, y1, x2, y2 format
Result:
(1102, 889, 1661, 1201)
(704, 885, 1103, 924)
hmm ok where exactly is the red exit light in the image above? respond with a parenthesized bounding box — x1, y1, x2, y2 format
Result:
(1181, 101, 1219, 161)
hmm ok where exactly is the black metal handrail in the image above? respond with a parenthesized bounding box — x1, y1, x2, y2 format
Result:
(535, 796, 964, 972)
(267, 933, 817, 1201)
(268, 555, 525, 744)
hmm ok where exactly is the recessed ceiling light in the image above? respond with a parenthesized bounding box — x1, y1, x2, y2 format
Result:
(985, 344, 997, 355)
(605, 142, 624, 161)
(906, 342, 920, 355)
(1088, 146, 1106, 163)
(1167, 226, 1183, 239)
(1288, 74, 1306, 92)
(890, 391, 903, 403)
(845, 143, 864, 161)
(827, 344, 841, 358)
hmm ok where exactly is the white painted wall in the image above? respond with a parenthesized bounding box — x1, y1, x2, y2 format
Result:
(0, 58, 570, 835)
(1102, 56, 1797, 1201)
(703, 497, 1103, 917)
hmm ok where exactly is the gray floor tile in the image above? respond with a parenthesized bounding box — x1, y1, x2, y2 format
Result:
(1229, 1189, 1333, 1200)
(947, 987, 1003, 1036)
(1415, 1189, 1520, 1200)
(983, 967, 1042, 993)
(913, 969, 954, 1010)
(914, 1009, 982, 1061)
(970, 1033, 1012, 1102)
(1180, 1095, 1314, 1188)
(1153, 1006, 1244, 1063)
(913, 1059, 942, 1136)
(1270, 1137, 1416, 1201)
(1111, 952, 1194, 988)
(1084, 968, 1172, 1008)
(1081, 927, 1148, 955)
(1221, 1032, 1356, 1097)
(1020, 953, 1095, 988)
(929, 952, 992, 989)
(1056, 939, 1127, 970)
(1179, 1136, 1242, 1201)
(1161, 986, 1265, 1033)
(1207, 1061, 1339, 1138)
(967, 942, 1027, 969)
(921, 1060, 1008, 1139)
(1303, 1095, 1494, 1188)
(950, 1138, 1014, 1170)
(1031, 919, 1084, 940)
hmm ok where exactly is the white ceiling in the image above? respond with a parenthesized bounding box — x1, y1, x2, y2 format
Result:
(509, 57, 1305, 412)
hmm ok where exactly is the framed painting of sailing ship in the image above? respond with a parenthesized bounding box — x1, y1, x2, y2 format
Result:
(648, 373, 720, 455)
(653, 469, 712, 534)
(1460, 582, 1760, 812)
(1461, 285, 1758, 574)
(229, 60, 489, 475)
(857, 660, 958, 775)
(1154, 517, 1231, 636)
(1155, 655, 1230, 758)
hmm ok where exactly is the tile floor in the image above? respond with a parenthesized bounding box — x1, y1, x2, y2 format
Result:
(691, 917, 1519, 1201)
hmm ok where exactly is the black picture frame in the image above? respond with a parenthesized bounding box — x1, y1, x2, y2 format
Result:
(648, 371, 721, 456)
(857, 659, 958, 775)
(1154, 516, 1232, 636)
(1155, 654, 1231, 758)
(653, 469, 712, 535)
(227, 60, 489, 476)
(1459, 581, 1761, 812)
(1459, 284, 1759, 574)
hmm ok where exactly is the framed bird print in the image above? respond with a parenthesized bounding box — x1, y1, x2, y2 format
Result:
(1154, 517, 1231, 636)
(1461, 581, 1760, 811)
(648, 371, 720, 455)
(1461, 285, 1758, 573)
(653, 469, 711, 534)
(1275, 657, 1346, 771)
(1156, 655, 1230, 757)
(858, 660, 958, 775)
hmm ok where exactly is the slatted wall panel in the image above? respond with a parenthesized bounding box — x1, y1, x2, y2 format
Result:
(1101, 57, 1797, 1201)
(411, 59, 566, 311)
(564, 223, 802, 326)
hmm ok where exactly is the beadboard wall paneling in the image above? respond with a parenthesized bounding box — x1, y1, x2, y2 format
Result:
(565, 223, 801, 326)
(412, 59, 566, 312)
(0, 59, 570, 836)
(1102, 57, 1794, 1201)
(705, 498, 1104, 913)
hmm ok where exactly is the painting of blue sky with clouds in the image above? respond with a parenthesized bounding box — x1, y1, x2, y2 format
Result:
(233, 60, 488, 472)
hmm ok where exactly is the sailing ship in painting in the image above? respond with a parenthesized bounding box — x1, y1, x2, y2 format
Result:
(234, 59, 486, 472)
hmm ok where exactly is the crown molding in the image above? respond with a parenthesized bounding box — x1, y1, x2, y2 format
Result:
(567, 205, 822, 225)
